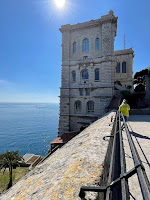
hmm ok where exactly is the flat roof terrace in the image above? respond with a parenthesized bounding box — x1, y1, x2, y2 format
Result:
(124, 115, 150, 200)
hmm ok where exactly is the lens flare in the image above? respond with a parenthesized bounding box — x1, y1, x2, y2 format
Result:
(37, 0, 75, 21)
(54, 0, 66, 9)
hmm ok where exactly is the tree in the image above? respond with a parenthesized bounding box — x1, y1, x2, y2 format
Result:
(0, 151, 23, 189)
(134, 68, 149, 92)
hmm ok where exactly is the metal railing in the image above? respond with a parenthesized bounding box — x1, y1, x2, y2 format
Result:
(79, 111, 150, 200)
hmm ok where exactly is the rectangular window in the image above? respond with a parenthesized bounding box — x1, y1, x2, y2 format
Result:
(79, 89, 83, 96)
(85, 88, 90, 96)
(82, 39, 89, 52)
(95, 69, 100, 80)
(83, 56, 88, 60)
(82, 70, 89, 80)
(95, 38, 100, 51)
(87, 101, 94, 112)
(75, 101, 81, 113)
(122, 62, 126, 73)
(73, 42, 76, 54)
(72, 71, 76, 81)
(116, 63, 120, 73)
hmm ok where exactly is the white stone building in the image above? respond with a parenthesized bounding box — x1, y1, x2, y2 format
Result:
(58, 10, 134, 136)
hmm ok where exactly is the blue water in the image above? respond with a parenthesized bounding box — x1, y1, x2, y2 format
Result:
(0, 103, 59, 156)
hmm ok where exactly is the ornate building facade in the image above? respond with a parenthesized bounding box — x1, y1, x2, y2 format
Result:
(58, 10, 134, 136)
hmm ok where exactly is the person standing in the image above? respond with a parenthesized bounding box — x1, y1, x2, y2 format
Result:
(119, 99, 130, 121)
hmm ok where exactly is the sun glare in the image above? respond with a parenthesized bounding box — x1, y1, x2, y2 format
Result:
(54, 0, 66, 9)
(39, 0, 74, 21)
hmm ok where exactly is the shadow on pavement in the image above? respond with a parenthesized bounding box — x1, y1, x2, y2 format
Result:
(130, 131, 150, 168)
(130, 132, 150, 140)
(129, 115, 150, 122)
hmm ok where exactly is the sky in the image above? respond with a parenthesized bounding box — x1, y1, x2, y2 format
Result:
(0, 0, 150, 103)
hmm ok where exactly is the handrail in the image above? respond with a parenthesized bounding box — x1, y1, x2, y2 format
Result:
(121, 112, 150, 199)
(79, 111, 150, 200)
(38, 145, 60, 165)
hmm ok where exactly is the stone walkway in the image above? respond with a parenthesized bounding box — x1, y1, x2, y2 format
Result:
(122, 115, 150, 200)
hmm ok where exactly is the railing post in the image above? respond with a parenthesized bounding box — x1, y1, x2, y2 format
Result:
(105, 111, 119, 200)
(118, 112, 129, 200)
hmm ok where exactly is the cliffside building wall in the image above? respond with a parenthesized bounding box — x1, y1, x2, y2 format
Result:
(58, 10, 134, 136)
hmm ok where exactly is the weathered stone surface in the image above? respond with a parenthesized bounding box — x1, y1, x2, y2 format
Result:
(0, 111, 115, 200)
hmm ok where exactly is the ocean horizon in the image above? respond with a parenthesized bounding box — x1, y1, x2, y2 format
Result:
(0, 102, 59, 156)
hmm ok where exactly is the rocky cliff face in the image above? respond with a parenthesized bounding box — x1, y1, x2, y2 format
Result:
(1, 111, 115, 200)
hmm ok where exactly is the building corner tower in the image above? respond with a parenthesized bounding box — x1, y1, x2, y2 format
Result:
(58, 10, 118, 136)
(58, 10, 134, 136)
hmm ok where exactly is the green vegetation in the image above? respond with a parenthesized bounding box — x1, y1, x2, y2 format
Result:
(134, 68, 148, 92)
(0, 151, 25, 190)
(0, 167, 29, 192)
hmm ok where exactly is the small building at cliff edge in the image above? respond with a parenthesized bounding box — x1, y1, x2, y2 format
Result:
(58, 10, 134, 136)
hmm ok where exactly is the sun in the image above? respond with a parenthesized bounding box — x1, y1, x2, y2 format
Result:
(54, 0, 66, 9)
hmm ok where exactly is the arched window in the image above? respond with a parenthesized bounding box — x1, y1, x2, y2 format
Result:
(73, 42, 76, 53)
(87, 101, 94, 113)
(95, 69, 100, 80)
(95, 38, 100, 51)
(82, 69, 89, 80)
(74, 101, 82, 113)
(122, 61, 126, 73)
(82, 38, 89, 52)
(72, 71, 76, 81)
(116, 63, 120, 73)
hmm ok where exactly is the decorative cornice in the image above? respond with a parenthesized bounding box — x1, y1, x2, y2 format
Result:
(114, 48, 134, 56)
(62, 56, 116, 67)
(69, 114, 99, 118)
(59, 95, 112, 98)
(59, 11, 117, 33)
(60, 85, 113, 89)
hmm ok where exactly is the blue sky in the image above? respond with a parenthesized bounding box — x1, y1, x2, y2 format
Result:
(0, 0, 150, 103)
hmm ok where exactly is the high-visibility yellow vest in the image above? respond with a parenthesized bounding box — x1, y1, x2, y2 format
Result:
(119, 103, 130, 117)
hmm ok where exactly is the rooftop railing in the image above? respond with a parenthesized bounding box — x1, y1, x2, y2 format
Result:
(79, 111, 150, 200)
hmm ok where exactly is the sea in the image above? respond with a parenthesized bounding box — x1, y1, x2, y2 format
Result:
(0, 103, 59, 156)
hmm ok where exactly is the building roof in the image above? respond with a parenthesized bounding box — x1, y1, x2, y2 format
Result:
(50, 132, 79, 144)
(114, 48, 134, 56)
(50, 137, 63, 144)
(26, 155, 40, 165)
(23, 154, 35, 163)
